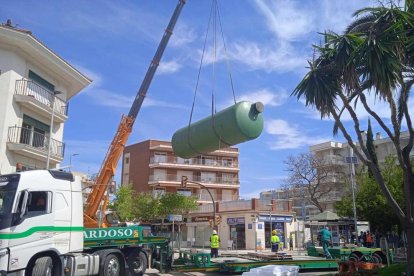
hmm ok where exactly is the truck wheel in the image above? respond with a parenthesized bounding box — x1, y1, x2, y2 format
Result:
(371, 252, 385, 264)
(348, 253, 360, 262)
(103, 254, 121, 276)
(31, 257, 53, 276)
(127, 251, 147, 276)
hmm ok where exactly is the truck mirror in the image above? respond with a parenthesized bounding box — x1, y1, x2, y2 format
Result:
(106, 213, 119, 226)
(19, 191, 29, 219)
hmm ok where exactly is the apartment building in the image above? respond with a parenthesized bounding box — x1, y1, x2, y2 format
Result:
(262, 131, 414, 217)
(121, 139, 240, 203)
(0, 21, 91, 174)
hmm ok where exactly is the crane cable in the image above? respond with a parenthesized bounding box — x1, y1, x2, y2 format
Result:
(186, 0, 237, 154)
(188, 0, 237, 129)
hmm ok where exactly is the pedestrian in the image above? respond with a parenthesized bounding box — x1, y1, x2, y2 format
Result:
(289, 234, 294, 251)
(363, 232, 367, 247)
(271, 230, 280, 253)
(350, 232, 356, 244)
(358, 231, 364, 246)
(366, 231, 373, 248)
(319, 226, 333, 259)
(210, 230, 220, 258)
(375, 230, 382, 248)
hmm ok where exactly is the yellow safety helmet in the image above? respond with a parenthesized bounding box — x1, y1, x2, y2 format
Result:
(272, 230, 277, 235)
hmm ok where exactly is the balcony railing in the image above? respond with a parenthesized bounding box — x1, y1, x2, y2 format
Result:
(148, 173, 239, 185)
(150, 156, 238, 168)
(15, 79, 68, 116)
(8, 126, 65, 158)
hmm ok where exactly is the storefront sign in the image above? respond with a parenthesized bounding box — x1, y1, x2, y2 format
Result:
(191, 216, 213, 222)
(227, 217, 245, 225)
(258, 215, 293, 223)
(167, 214, 183, 222)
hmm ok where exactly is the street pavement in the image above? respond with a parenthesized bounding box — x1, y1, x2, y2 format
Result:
(144, 248, 336, 275)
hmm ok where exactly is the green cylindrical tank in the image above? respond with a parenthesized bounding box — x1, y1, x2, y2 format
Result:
(172, 101, 264, 158)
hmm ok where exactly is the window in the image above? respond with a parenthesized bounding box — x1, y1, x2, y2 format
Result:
(201, 156, 215, 166)
(20, 115, 49, 148)
(222, 173, 234, 184)
(154, 153, 167, 163)
(125, 157, 130, 164)
(177, 157, 190, 164)
(29, 70, 55, 92)
(153, 188, 165, 197)
(222, 158, 233, 167)
(201, 172, 216, 183)
(27, 191, 51, 216)
(154, 169, 166, 181)
(123, 173, 129, 185)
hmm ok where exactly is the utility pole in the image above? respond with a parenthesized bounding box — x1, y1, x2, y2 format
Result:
(347, 147, 358, 236)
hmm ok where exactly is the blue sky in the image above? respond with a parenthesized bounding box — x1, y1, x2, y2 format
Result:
(3, 0, 396, 198)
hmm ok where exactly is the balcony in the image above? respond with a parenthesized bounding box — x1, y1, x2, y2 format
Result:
(14, 79, 68, 123)
(7, 126, 65, 164)
(148, 173, 240, 187)
(196, 193, 238, 202)
(149, 156, 239, 172)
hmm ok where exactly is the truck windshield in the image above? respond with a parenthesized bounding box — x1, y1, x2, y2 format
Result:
(0, 190, 17, 214)
(0, 174, 20, 230)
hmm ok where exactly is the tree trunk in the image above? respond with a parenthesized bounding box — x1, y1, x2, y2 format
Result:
(405, 222, 414, 275)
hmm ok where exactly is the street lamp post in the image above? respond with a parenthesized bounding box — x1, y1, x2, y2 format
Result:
(69, 153, 79, 172)
(187, 180, 216, 226)
(346, 147, 358, 237)
(267, 203, 273, 249)
(46, 90, 62, 169)
(183, 179, 217, 249)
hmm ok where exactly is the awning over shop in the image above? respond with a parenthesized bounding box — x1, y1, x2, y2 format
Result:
(308, 211, 340, 221)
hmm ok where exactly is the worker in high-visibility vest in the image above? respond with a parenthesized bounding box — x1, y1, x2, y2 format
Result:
(271, 229, 280, 253)
(210, 230, 220, 258)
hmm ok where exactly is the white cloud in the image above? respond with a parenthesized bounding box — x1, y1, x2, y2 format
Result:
(338, 92, 391, 121)
(87, 89, 132, 109)
(295, 90, 392, 123)
(158, 60, 182, 74)
(170, 24, 197, 47)
(239, 188, 269, 199)
(231, 41, 307, 73)
(199, 41, 307, 73)
(238, 88, 288, 107)
(253, 0, 314, 41)
(266, 119, 299, 136)
(86, 88, 187, 110)
(70, 64, 101, 92)
(319, 0, 376, 33)
(242, 0, 372, 74)
(76, 67, 187, 110)
(63, 139, 125, 179)
(265, 119, 331, 150)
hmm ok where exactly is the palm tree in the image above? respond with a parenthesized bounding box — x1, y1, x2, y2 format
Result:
(292, 1, 414, 273)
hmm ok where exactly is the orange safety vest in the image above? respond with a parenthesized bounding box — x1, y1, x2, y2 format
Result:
(366, 233, 373, 243)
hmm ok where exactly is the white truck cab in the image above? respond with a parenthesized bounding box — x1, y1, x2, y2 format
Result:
(0, 170, 84, 275)
(0, 170, 169, 276)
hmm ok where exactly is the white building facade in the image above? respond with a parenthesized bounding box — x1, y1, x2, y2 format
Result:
(0, 22, 90, 174)
(261, 131, 414, 218)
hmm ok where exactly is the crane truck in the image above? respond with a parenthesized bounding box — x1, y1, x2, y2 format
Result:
(0, 1, 185, 275)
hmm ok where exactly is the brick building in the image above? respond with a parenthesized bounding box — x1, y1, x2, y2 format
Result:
(121, 139, 240, 203)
